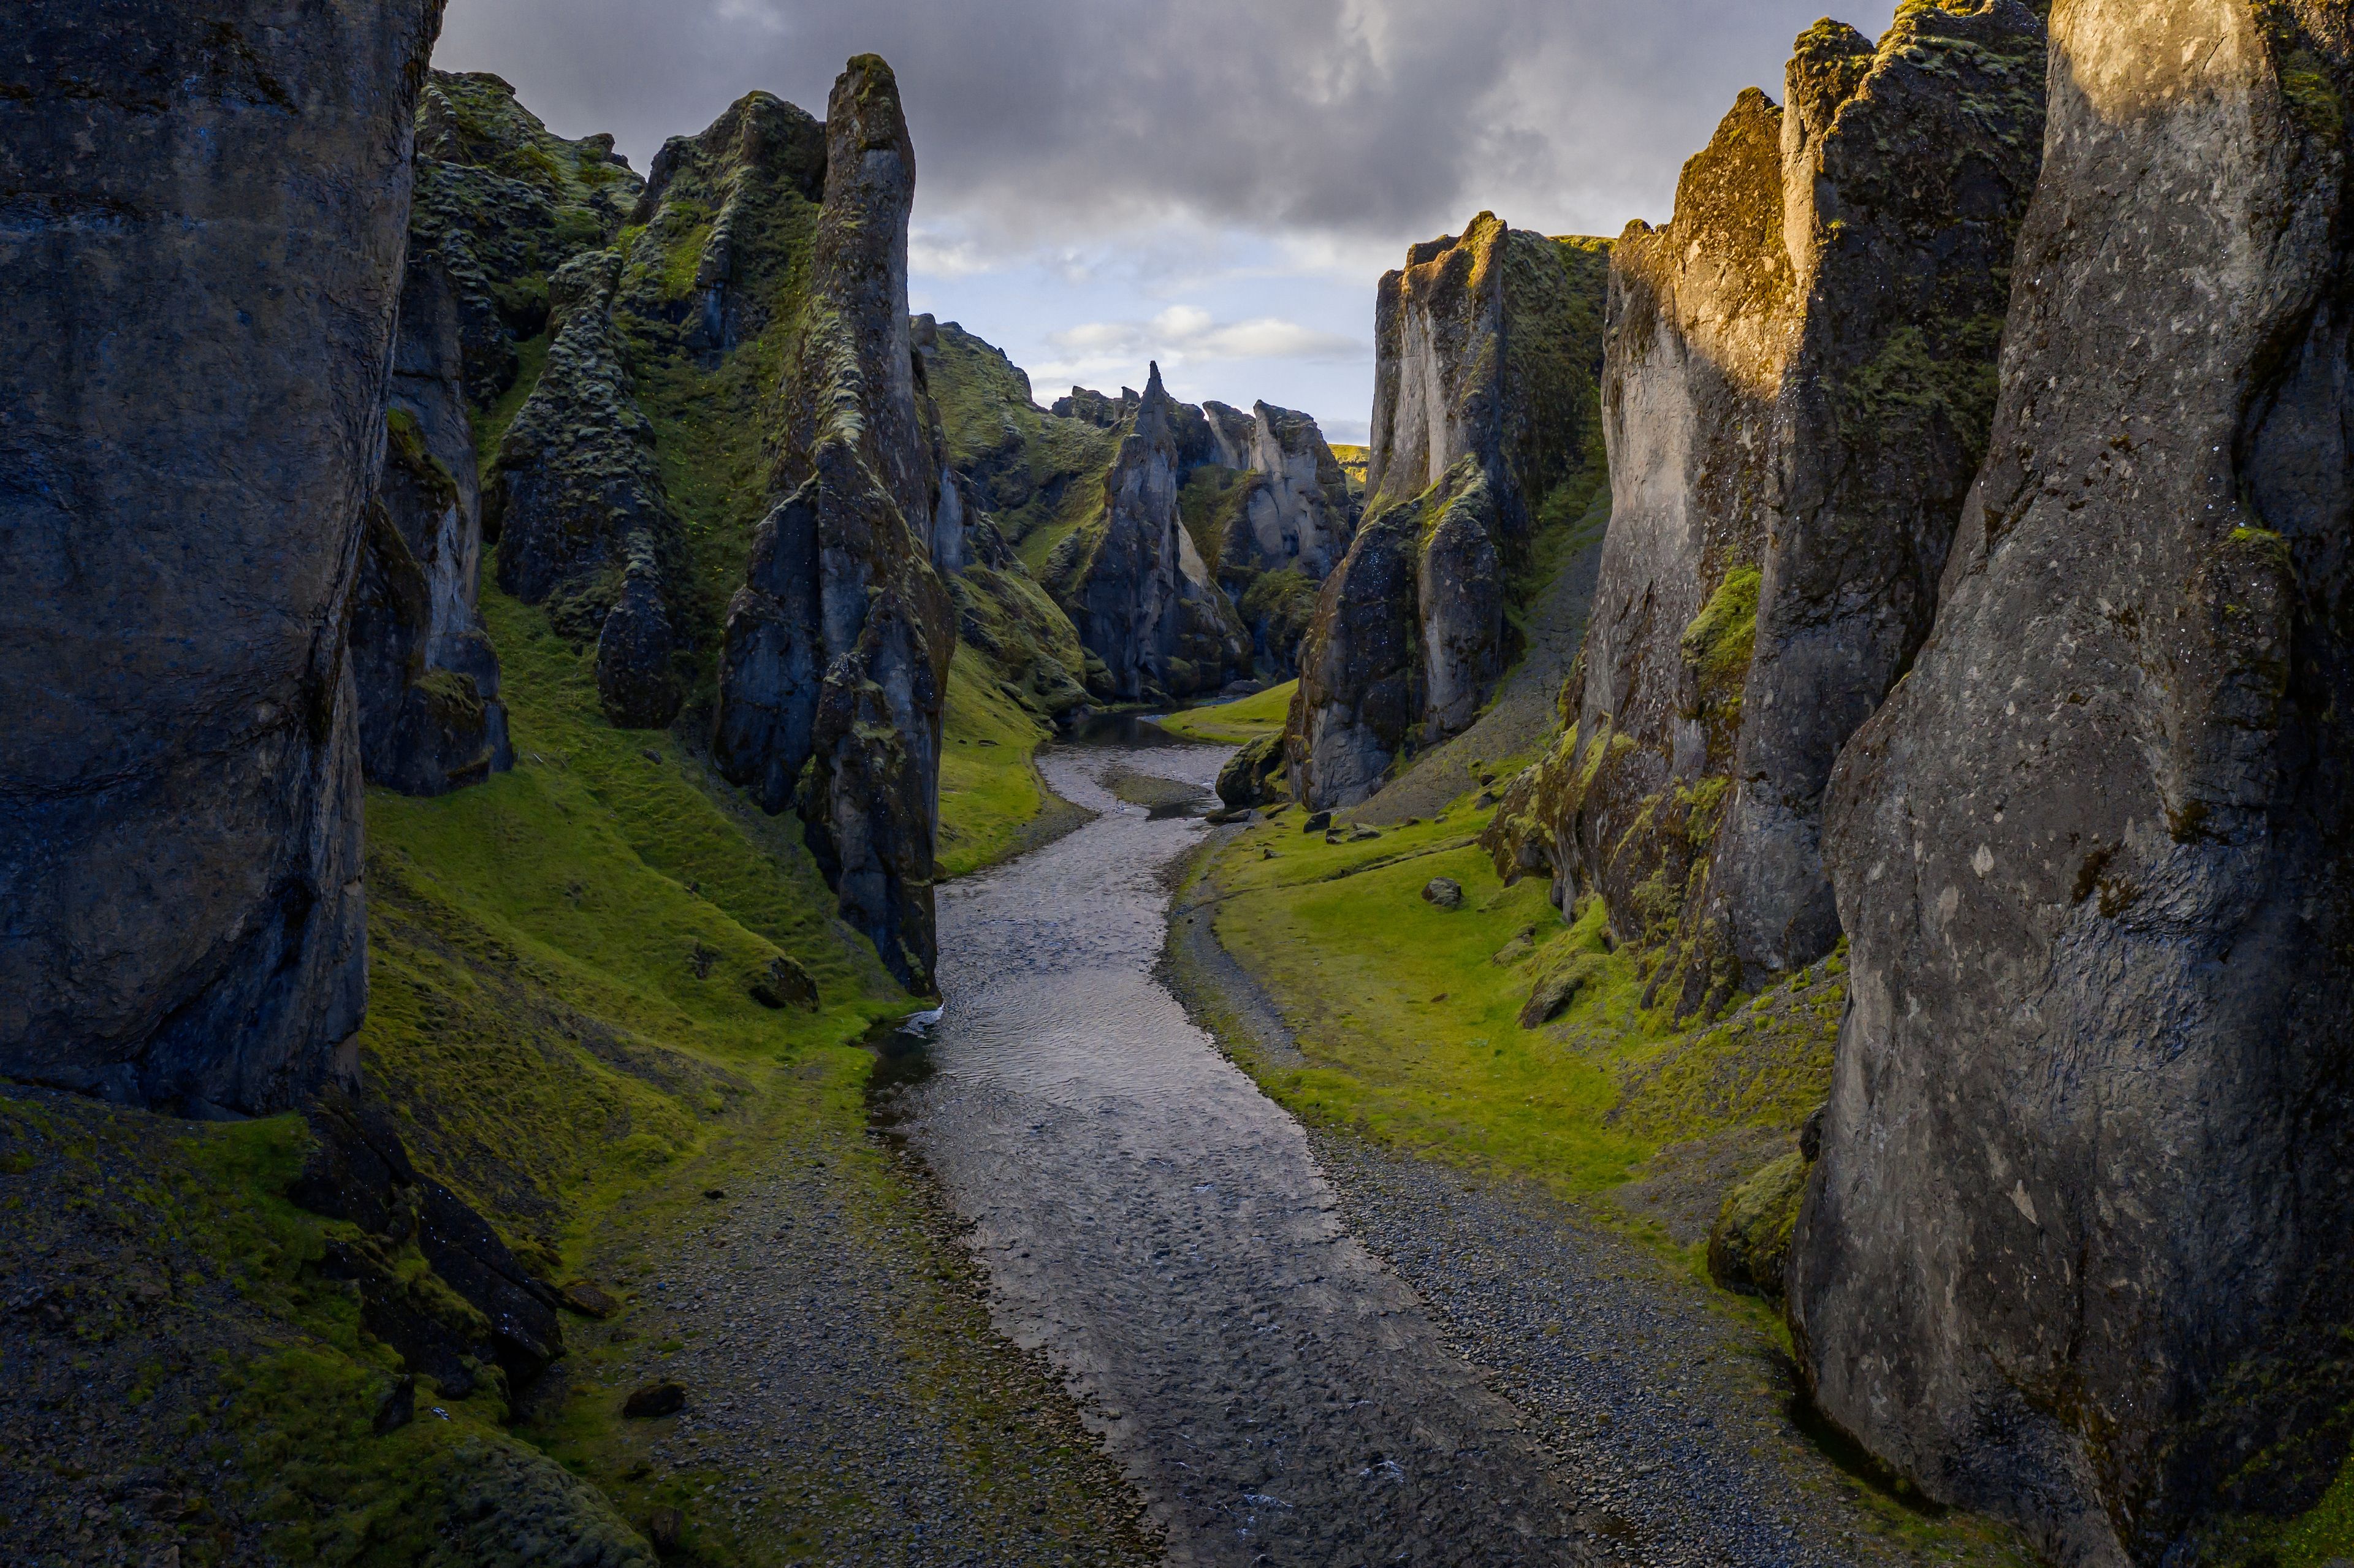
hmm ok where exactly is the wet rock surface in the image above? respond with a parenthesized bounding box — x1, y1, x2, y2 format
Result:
(908, 734, 1596, 1564)
(1795, 4, 2354, 1560)
(0, 0, 444, 1113)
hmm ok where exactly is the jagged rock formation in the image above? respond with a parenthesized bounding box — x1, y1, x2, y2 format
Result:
(409, 70, 645, 404)
(352, 256, 514, 795)
(1791, 7, 2354, 1561)
(1055, 386, 1141, 428)
(1488, 5, 2047, 1014)
(489, 249, 688, 728)
(1289, 217, 1612, 808)
(0, 0, 444, 1113)
(1049, 364, 1253, 702)
(715, 58, 955, 992)
(1187, 401, 1360, 675)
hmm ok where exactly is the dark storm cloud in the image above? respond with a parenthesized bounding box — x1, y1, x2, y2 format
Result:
(435, 0, 1897, 251)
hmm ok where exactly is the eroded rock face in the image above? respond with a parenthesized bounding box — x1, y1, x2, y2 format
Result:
(1057, 364, 1251, 702)
(715, 57, 955, 993)
(353, 254, 513, 796)
(1488, 6, 2046, 1014)
(410, 70, 644, 405)
(1289, 217, 1610, 808)
(0, 0, 446, 1112)
(1791, 6, 2354, 1561)
(488, 249, 688, 729)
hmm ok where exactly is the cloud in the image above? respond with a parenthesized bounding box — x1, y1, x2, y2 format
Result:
(436, 0, 1898, 272)
(1037, 309, 1365, 387)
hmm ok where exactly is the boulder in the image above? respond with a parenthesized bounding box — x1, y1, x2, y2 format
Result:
(1289, 218, 1612, 809)
(1791, 6, 2354, 1561)
(1487, 5, 2047, 1016)
(1422, 878, 1465, 910)
(714, 57, 956, 994)
(0, 0, 444, 1113)
(1705, 1151, 1807, 1301)
(1517, 952, 1605, 1029)
(1216, 735, 1289, 810)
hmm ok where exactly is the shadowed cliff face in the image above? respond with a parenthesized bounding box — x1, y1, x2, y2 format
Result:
(1791, 4, 2354, 1561)
(351, 254, 515, 797)
(1056, 365, 1253, 703)
(0, 0, 446, 1113)
(1487, 4, 2047, 1018)
(715, 57, 956, 995)
(1288, 217, 1611, 810)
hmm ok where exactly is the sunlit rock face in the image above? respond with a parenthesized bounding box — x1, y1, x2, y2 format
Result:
(1288, 215, 1611, 810)
(0, 0, 447, 1113)
(1485, 4, 2046, 1018)
(714, 56, 955, 994)
(1792, 4, 2354, 1562)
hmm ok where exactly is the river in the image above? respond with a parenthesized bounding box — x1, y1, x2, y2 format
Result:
(894, 723, 1594, 1566)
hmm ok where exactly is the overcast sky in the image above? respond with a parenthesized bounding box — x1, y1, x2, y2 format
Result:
(435, 0, 1899, 443)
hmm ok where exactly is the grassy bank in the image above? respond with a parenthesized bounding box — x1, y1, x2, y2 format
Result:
(1155, 680, 1296, 745)
(1197, 791, 1840, 1260)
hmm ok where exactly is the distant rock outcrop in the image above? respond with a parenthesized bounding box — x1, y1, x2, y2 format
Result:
(1052, 365, 1252, 702)
(0, 0, 446, 1112)
(715, 58, 955, 993)
(1487, 4, 2047, 1014)
(352, 256, 514, 794)
(1791, 6, 2354, 1561)
(1289, 216, 1612, 808)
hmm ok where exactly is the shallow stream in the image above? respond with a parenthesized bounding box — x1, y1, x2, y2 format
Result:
(893, 723, 1593, 1566)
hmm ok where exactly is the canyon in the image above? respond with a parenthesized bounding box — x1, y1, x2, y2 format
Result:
(2, 2, 2351, 1566)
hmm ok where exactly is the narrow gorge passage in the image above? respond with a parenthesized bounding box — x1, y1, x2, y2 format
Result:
(899, 726, 1592, 1566)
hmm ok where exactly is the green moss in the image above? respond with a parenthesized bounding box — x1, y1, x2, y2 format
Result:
(2279, 49, 2345, 141)
(1158, 681, 1297, 744)
(473, 331, 550, 483)
(1681, 566, 1763, 703)
(937, 649, 1062, 880)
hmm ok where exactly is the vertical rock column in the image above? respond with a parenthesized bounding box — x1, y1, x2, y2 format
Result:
(715, 56, 956, 994)
(0, 0, 445, 1113)
(1793, 4, 2354, 1561)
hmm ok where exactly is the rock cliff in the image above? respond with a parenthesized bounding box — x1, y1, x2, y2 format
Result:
(1289, 217, 1612, 808)
(1791, 4, 2354, 1561)
(1048, 364, 1253, 702)
(714, 58, 956, 993)
(1488, 4, 2047, 1015)
(0, 0, 444, 1113)
(352, 254, 514, 795)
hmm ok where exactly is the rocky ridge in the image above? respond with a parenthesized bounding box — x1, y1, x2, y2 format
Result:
(1486, 4, 2048, 1016)
(0, 0, 447, 1113)
(714, 57, 956, 993)
(1287, 216, 1612, 809)
(1791, 3, 2354, 1561)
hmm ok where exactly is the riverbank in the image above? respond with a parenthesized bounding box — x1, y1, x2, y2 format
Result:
(1161, 829, 2036, 1568)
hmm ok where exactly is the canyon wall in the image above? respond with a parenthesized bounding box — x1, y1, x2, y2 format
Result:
(1054, 365, 1253, 703)
(1488, 4, 2047, 1015)
(715, 58, 955, 993)
(1288, 216, 1610, 809)
(1791, 2, 2354, 1559)
(0, 0, 446, 1114)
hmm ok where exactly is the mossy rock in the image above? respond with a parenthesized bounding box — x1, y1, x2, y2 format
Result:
(1520, 950, 1608, 1028)
(1707, 1149, 1809, 1301)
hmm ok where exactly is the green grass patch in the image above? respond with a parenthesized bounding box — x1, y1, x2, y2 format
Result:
(939, 648, 1061, 880)
(1157, 680, 1297, 744)
(1204, 794, 1841, 1212)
